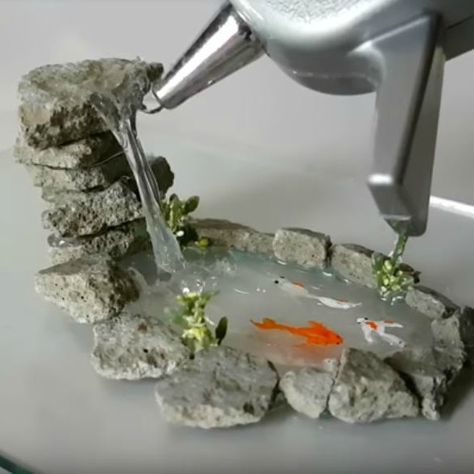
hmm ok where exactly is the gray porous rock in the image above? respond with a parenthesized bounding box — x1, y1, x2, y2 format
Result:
(272, 228, 331, 269)
(405, 285, 459, 320)
(155, 346, 279, 429)
(279, 367, 335, 419)
(386, 346, 462, 420)
(91, 312, 191, 380)
(40, 155, 174, 203)
(41, 187, 89, 204)
(194, 218, 274, 255)
(34, 255, 139, 323)
(42, 178, 143, 237)
(330, 244, 377, 288)
(47, 219, 150, 264)
(328, 348, 419, 423)
(431, 307, 474, 365)
(13, 132, 121, 169)
(18, 58, 162, 149)
(330, 244, 418, 289)
(25, 154, 131, 191)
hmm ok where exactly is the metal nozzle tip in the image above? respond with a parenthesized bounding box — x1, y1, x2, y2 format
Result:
(140, 88, 164, 114)
(143, 103, 163, 114)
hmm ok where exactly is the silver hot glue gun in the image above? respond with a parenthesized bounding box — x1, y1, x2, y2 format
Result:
(151, 0, 474, 236)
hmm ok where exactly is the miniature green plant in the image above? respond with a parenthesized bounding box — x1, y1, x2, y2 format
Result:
(160, 193, 200, 247)
(174, 290, 228, 353)
(372, 232, 417, 303)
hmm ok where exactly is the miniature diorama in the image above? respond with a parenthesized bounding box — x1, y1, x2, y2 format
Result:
(15, 58, 474, 429)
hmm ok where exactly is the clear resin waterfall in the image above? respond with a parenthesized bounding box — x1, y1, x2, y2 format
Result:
(88, 60, 185, 274)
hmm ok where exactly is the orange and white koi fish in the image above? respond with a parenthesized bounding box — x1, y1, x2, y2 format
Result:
(251, 317, 344, 346)
(356, 317, 406, 348)
(273, 276, 361, 310)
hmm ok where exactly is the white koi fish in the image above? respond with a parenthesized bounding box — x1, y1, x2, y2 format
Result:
(314, 296, 362, 310)
(273, 276, 361, 309)
(356, 317, 406, 348)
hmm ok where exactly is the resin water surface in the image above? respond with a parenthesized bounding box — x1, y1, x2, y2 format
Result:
(128, 248, 432, 369)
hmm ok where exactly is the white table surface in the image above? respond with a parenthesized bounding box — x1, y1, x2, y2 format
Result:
(1, 2, 474, 473)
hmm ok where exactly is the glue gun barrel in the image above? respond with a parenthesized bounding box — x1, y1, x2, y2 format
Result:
(153, 2, 262, 110)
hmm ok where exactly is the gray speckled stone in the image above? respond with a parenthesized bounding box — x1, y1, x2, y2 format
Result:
(194, 219, 274, 255)
(330, 244, 377, 288)
(34, 255, 139, 323)
(328, 348, 419, 423)
(25, 154, 131, 191)
(405, 285, 459, 320)
(91, 313, 190, 380)
(13, 132, 120, 169)
(42, 178, 142, 237)
(434, 347, 466, 381)
(273, 228, 330, 269)
(279, 368, 335, 419)
(386, 347, 453, 420)
(18, 58, 162, 149)
(432, 308, 474, 365)
(41, 155, 174, 203)
(48, 219, 150, 264)
(330, 244, 418, 289)
(155, 346, 279, 429)
(41, 187, 88, 204)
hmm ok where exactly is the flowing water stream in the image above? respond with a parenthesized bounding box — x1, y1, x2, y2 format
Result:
(88, 60, 185, 275)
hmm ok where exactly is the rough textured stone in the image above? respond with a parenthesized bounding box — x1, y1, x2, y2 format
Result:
(330, 244, 377, 288)
(26, 154, 131, 191)
(18, 58, 162, 149)
(330, 244, 418, 289)
(431, 308, 474, 365)
(42, 178, 142, 237)
(40, 155, 173, 204)
(91, 313, 190, 380)
(328, 348, 419, 423)
(41, 187, 85, 204)
(194, 219, 274, 255)
(34, 255, 139, 323)
(386, 347, 458, 420)
(405, 285, 459, 320)
(279, 368, 335, 419)
(41, 186, 96, 204)
(434, 346, 466, 380)
(13, 132, 121, 169)
(155, 346, 279, 429)
(273, 228, 330, 269)
(48, 219, 150, 264)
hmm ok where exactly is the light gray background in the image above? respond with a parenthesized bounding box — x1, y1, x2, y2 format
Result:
(0, 1, 473, 473)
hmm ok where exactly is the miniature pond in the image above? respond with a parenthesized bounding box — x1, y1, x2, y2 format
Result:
(18, 57, 472, 431)
(125, 247, 432, 370)
(64, 57, 431, 371)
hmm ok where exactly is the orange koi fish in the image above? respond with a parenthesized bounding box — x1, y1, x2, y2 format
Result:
(251, 318, 344, 346)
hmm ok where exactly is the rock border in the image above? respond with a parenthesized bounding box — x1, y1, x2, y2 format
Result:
(33, 213, 473, 427)
(192, 217, 472, 422)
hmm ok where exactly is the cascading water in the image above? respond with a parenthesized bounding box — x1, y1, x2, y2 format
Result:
(88, 60, 185, 275)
